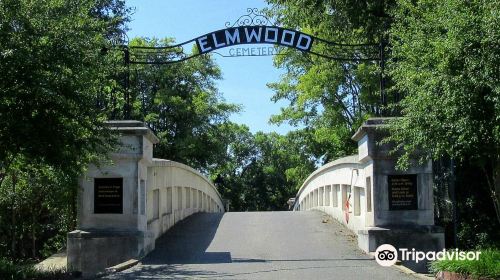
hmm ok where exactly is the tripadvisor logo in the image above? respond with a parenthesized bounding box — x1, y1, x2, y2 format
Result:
(374, 244, 482, 267)
(375, 244, 398, 266)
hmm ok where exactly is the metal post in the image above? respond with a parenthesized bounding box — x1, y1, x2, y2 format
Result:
(123, 46, 131, 119)
(379, 36, 386, 116)
(450, 158, 458, 247)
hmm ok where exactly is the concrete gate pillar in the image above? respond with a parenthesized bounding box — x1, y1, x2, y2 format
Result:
(352, 118, 444, 272)
(67, 121, 159, 277)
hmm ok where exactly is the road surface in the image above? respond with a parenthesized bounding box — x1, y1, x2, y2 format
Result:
(104, 211, 417, 279)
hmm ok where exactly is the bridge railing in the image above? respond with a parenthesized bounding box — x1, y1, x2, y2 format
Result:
(147, 159, 224, 240)
(293, 155, 371, 233)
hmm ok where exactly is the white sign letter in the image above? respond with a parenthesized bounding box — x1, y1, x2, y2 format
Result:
(244, 27, 262, 43)
(280, 30, 296, 46)
(225, 29, 241, 45)
(229, 48, 236, 56)
(264, 27, 278, 43)
(197, 36, 212, 53)
(212, 33, 225, 48)
(296, 34, 312, 50)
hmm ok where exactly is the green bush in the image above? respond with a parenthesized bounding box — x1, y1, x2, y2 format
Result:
(430, 249, 500, 279)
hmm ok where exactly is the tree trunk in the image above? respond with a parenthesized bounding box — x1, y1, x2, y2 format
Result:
(32, 213, 36, 259)
(484, 158, 500, 225)
(11, 173, 17, 259)
(492, 160, 500, 225)
(71, 184, 78, 230)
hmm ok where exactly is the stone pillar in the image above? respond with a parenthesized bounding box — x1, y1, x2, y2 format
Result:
(352, 118, 444, 272)
(67, 121, 159, 277)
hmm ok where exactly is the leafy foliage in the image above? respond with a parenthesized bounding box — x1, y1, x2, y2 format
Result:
(214, 128, 316, 211)
(0, 160, 77, 259)
(126, 38, 241, 173)
(453, 161, 500, 249)
(265, 0, 393, 162)
(387, 0, 500, 223)
(0, 0, 128, 172)
(0, 0, 129, 260)
(430, 248, 500, 279)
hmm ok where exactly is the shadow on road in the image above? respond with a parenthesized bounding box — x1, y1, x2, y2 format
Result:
(142, 212, 231, 264)
(142, 212, 376, 265)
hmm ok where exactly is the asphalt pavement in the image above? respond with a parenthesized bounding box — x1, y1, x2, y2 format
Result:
(104, 211, 418, 279)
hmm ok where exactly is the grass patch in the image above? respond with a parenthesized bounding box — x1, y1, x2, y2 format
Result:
(0, 258, 71, 280)
(430, 248, 500, 279)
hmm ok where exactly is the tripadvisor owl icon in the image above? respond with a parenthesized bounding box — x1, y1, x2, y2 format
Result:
(375, 244, 398, 267)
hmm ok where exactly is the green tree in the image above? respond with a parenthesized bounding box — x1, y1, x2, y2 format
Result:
(0, 0, 128, 180)
(265, 0, 394, 162)
(251, 132, 316, 210)
(209, 123, 258, 211)
(125, 37, 241, 172)
(215, 129, 316, 211)
(0, 160, 77, 259)
(387, 0, 500, 224)
(0, 0, 129, 260)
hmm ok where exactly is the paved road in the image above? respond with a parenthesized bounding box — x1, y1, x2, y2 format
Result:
(105, 211, 416, 279)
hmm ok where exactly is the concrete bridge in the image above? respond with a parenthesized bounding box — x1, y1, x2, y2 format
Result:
(67, 119, 444, 278)
(67, 121, 225, 276)
(293, 118, 444, 272)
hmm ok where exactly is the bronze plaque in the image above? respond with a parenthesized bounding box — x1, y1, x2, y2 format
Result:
(388, 174, 418, 210)
(94, 178, 123, 214)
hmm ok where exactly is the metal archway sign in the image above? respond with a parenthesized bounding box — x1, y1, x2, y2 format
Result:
(196, 26, 313, 54)
(125, 8, 381, 65)
(118, 8, 386, 119)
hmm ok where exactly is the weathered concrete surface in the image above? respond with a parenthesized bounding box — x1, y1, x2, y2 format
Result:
(104, 211, 418, 280)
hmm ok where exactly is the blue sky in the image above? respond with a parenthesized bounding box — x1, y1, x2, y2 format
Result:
(125, 0, 296, 134)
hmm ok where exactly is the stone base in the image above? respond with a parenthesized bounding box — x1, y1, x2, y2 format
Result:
(67, 229, 154, 278)
(358, 225, 444, 273)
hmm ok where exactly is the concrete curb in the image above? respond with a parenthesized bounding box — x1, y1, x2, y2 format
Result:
(95, 259, 140, 278)
(367, 251, 434, 279)
(393, 264, 435, 280)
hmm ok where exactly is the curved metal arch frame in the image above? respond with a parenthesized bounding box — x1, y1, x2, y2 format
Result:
(122, 8, 381, 65)
(125, 35, 380, 65)
(225, 7, 276, 28)
(116, 8, 386, 118)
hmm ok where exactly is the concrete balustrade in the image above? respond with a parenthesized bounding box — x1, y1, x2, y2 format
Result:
(67, 121, 224, 277)
(294, 155, 371, 233)
(147, 159, 224, 240)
